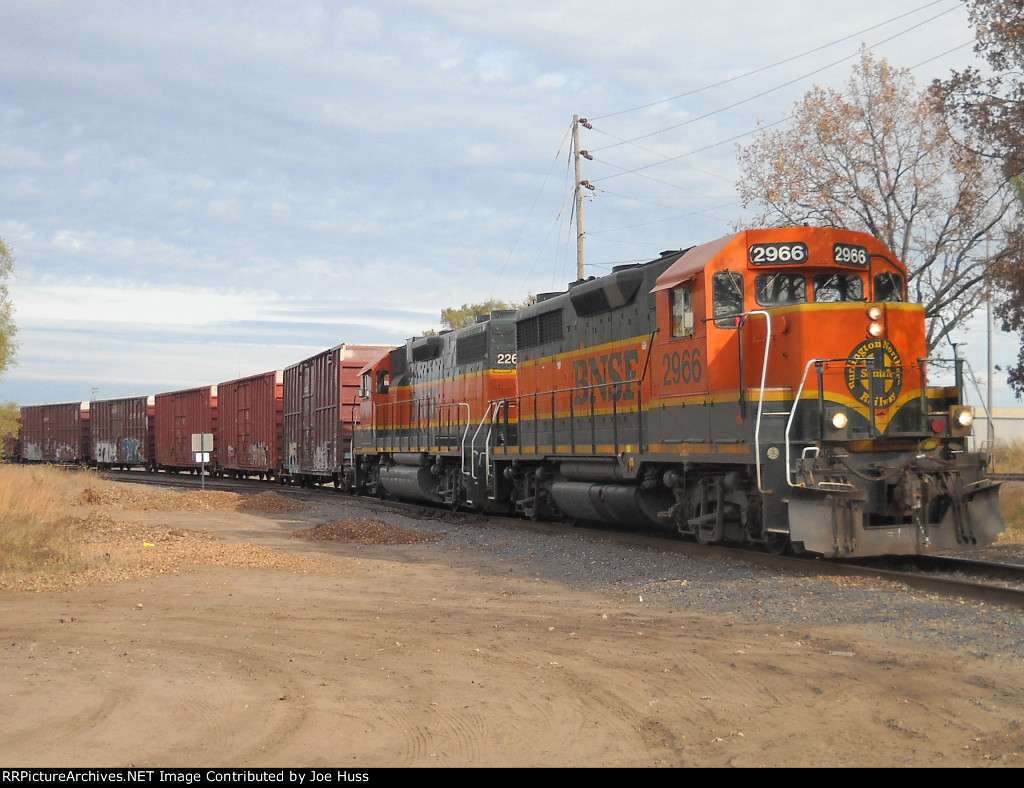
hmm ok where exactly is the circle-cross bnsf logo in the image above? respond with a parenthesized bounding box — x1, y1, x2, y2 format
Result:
(845, 339, 903, 408)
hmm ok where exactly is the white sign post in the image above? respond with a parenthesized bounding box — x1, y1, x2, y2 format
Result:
(191, 433, 214, 490)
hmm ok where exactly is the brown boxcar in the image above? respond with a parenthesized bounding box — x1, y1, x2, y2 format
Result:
(90, 395, 155, 470)
(19, 402, 90, 464)
(153, 385, 218, 473)
(217, 370, 283, 479)
(282, 343, 390, 487)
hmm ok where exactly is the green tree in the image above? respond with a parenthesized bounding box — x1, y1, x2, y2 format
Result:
(0, 237, 17, 442)
(934, 0, 1024, 395)
(440, 299, 532, 331)
(736, 48, 1019, 351)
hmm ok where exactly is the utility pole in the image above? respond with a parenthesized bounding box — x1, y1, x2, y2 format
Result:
(987, 237, 995, 454)
(572, 115, 594, 281)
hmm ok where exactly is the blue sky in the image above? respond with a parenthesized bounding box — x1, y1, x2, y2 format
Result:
(0, 0, 1017, 407)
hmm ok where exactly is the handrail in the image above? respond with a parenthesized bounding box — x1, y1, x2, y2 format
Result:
(732, 310, 772, 493)
(784, 358, 860, 488)
(372, 397, 470, 454)
(467, 402, 494, 480)
(470, 400, 509, 493)
(509, 378, 643, 451)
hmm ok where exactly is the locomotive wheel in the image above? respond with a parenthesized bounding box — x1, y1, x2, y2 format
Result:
(686, 490, 718, 545)
(695, 525, 716, 546)
(747, 497, 789, 554)
(522, 476, 544, 521)
(764, 532, 791, 555)
(449, 471, 461, 512)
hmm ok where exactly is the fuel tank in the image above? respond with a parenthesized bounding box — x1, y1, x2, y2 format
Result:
(379, 464, 442, 503)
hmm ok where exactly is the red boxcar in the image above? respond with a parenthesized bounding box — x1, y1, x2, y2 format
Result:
(217, 370, 283, 479)
(282, 343, 390, 487)
(153, 386, 218, 473)
(90, 395, 154, 470)
(19, 402, 90, 464)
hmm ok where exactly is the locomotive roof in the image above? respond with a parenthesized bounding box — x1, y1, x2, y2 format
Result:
(652, 227, 908, 294)
(651, 232, 738, 293)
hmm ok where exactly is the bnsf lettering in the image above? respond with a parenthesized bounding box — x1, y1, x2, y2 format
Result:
(662, 349, 703, 386)
(572, 349, 640, 404)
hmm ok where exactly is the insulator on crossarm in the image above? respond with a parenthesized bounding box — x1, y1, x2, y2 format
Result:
(579, 118, 593, 129)
(580, 150, 594, 160)
(580, 180, 595, 191)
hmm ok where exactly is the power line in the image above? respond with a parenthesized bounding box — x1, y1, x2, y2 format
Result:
(592, 0, 951, 122)
(540, 4, 976, 278)
(592, 3, 962, 154)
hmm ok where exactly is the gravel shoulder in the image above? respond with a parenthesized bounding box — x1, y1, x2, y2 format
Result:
(2, 482, 1024, 767)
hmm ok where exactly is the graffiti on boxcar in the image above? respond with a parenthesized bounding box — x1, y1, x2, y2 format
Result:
(53, 443, 76, 462)
(95, 440, 117, 464)
(248, 441, 269, 468)
(313, 442, 331, 471)
(122, 438, 142, 463)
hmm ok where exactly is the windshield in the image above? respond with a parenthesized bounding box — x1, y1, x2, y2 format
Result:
(814, 273, 864, 303)
(755, 273, 806, 307)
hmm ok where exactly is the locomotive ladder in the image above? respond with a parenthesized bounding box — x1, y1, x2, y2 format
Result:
(467, 400, 512, 498)
(739, 310, 773, 494)
(784, 357, 863, 491)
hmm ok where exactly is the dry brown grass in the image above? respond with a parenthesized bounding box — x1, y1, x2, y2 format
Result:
(988, 439, 1024, 544)
(0, 465, 111, 579)
(992, 438, 1024, 475)
(0, 465, 332, 592)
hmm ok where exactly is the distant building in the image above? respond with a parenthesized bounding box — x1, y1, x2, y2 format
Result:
(975, 407, 1024, 446)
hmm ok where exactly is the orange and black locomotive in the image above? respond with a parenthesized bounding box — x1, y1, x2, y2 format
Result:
(352, 226, 1003, 558)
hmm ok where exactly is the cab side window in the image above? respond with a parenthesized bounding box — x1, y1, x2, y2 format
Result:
(671, 285, 693, 337)
(712, 272, 744, 328)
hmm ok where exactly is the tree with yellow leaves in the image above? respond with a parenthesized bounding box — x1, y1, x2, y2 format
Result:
(934, 0, 1024, 396)
(737, 48, 1020, 352)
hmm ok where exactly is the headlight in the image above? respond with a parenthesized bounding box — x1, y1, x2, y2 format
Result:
(950, 406, 975, 436)
(867, 306, 883, 320)
(867, 322, 884, 337)
(831, 411, 849, 430)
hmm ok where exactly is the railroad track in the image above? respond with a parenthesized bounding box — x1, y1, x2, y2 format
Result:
(99, 468, 1024, 608)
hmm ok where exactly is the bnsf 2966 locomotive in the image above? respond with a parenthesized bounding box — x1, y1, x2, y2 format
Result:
(352, 226, 1003, 558)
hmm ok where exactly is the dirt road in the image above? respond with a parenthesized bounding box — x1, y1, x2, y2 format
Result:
(2, 488, 1024, 767)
